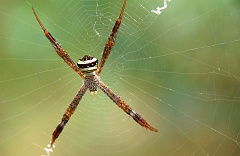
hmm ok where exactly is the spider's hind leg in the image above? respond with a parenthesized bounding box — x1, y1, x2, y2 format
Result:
(97, 0, 126, 75)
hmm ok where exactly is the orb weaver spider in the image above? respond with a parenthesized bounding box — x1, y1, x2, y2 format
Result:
(32, 0, 157, 148)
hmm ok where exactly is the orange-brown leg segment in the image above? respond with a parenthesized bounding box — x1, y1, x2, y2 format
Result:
(50, 85, 87, 147)
(97, 0, 127, 75)
(32, 7, 84, 78)
(98, 81, 158, 132)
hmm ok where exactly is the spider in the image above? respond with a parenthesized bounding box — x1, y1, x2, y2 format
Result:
(32, 0, 157, 148)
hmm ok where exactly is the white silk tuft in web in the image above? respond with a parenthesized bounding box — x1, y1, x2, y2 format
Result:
(151, 0, 172, 15)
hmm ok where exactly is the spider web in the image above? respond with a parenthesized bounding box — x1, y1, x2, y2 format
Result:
(1, 0, 240, 156)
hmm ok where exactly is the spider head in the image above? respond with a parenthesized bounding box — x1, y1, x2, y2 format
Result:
(77, 55, 98, 76)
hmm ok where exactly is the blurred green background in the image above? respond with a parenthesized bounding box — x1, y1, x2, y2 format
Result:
(1, 0, 240, 156)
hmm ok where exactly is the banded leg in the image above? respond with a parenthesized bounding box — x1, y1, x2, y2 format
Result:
(50, 85, 87, 147)
(98, 81, 158, 132)
(32, 7, 84, 78)
(97, 0, 127, 75)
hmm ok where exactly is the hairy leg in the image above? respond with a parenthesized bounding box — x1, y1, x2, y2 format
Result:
(97, 0, 127, 75)
(32, 7, 84, 78)
(98, 81, 158, 132)
(51, 85, 87, 147)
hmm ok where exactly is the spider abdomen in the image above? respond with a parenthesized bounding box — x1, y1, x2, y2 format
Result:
(77, 55, 98, 76)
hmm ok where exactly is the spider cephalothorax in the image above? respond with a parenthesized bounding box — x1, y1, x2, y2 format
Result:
(33, 0, 157, 148)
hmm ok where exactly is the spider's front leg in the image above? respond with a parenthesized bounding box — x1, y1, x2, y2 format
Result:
(98, 81, 158, 132)
(97, 0, 126, 75)
(50, 85, 87, 148)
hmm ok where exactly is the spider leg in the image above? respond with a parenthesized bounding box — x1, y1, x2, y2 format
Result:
(98, 81, 158, 132)
(32, 7, 84, 78)
(50, 85, 87, 148)
(96, 0, 126, 75)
